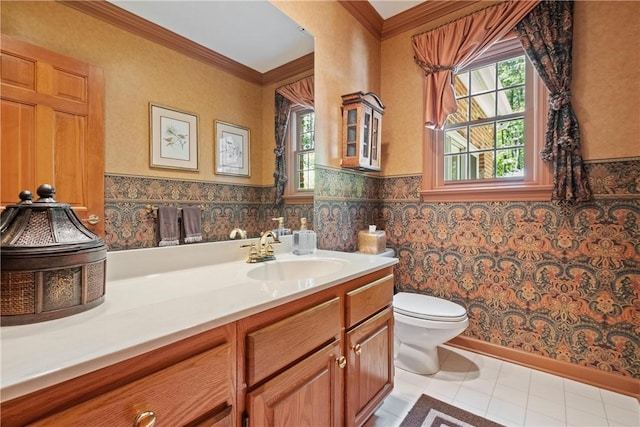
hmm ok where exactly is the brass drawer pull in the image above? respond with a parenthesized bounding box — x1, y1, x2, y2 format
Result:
(134, 410, 157, 427)
(337, 356, 347, 369)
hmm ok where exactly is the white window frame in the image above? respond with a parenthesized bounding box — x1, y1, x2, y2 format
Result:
(284, 106, 315, 203)
(421, 35, 553, 202)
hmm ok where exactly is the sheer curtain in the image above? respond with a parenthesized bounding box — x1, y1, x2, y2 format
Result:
(412, 0, 540, 129)
(273, 76, 314, 205)
(515, 1, 591, 202)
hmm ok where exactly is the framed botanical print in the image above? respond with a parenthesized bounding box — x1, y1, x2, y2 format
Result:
(215, 120, 250, 177)
(150, 103, 198, 171)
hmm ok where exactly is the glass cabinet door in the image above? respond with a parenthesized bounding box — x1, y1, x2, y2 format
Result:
(341, 92, 384, 171)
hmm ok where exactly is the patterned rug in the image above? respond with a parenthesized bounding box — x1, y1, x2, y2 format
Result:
(399, 395, 504, 427)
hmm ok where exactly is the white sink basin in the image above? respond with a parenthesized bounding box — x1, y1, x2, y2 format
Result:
(247, 258, 348, 281)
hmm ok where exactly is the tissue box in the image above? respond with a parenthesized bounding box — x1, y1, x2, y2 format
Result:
(358, 230, 386, 254)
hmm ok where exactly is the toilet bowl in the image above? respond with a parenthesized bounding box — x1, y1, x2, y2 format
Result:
(393, 292, 469, 375)
(362, 247, 469, 374)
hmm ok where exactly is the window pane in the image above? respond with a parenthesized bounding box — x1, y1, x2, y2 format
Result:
(454, 71, 470, 97)
(296, 152, 315, 190)
(497, 119, 524, 148)
(469, 154, 479, 180)
(470, 64, 496, 94)
(497, 87, 525, 115)
(298, 111, 315, 150)
(477, 151, 495, 179)
(444, 128, 468, 154)
(470, 93, 496, 120)
(448, 97, 469, 125)
(302, 113, 314, 131)
(441, 47, 530, 185)
(498, 56, 525, 88)
(496, 148, 525, 177)
(292, 110, 315, 192)
(445, 154, 468, 181)
(469, 123, 495, 152)
(301, 133, 315, 150)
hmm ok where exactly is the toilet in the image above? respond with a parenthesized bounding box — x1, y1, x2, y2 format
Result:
(393, 292, 469, 375)
(363, 246, 469, 375)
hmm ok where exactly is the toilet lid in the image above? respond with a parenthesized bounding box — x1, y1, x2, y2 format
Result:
(394, 292, 467, 322)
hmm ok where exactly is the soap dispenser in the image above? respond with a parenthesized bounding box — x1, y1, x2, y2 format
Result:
(272, 216, 291, 238)
(293, 218, 316, 255)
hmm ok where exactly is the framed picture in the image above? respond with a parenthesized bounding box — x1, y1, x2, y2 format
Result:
(215, 120, 250, 177)
(150, 103, 198, 171)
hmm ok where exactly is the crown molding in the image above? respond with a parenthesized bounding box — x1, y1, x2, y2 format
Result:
(263, 53, 314, 86)
(339, 0, 485, 41)
(58, 0, 312, 86)
(338, 1, 384, 39)
(382, 1, 484, 40)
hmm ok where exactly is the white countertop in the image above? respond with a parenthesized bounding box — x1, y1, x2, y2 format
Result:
(0, 237, 397, 402)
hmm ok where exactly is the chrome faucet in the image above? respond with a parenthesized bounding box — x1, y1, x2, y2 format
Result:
(242, 230, 280, 263)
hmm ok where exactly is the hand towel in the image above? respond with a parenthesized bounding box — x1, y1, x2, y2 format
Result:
(181, 206, 203, 244)
(158, 206, 179, 247)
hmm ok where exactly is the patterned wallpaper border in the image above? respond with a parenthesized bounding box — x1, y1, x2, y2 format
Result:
(104, 159, 639, 378)
(104, 175, 313, 251)
(314, 159, 640, 379)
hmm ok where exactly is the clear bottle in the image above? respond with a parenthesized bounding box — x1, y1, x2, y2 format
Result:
(293, 218, 316, 255)
(272, 216, 291, 238)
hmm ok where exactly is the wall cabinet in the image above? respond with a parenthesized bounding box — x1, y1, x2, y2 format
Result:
(341, 92, 385, 172)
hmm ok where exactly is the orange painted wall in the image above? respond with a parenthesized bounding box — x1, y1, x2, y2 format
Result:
(572, 1, 640, 161)
(1, 0, 267, 185)
(5, 1, 634, 185)
(380, 1, 640, 176)
(272, 1, 381, 168)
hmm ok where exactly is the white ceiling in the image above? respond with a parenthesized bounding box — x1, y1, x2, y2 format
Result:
(369, 0, 425, 19)
(109, 1, 424, 73)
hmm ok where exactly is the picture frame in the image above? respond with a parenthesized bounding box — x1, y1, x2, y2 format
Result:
(150, 103, 199, 171)
(215, 120, 250, 177)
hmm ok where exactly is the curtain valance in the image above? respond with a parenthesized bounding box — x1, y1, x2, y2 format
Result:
(276, 75, 314, 109)
(411, 0, 540, 130)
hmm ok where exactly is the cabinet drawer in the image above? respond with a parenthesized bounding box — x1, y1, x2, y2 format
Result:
(246, 297, 341, 386)
(30, 343, 233, 426)
(345, 274, 393, 328)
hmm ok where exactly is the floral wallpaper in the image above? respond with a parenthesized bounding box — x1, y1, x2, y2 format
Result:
(104, 159, 639, 380)
(104, 175, 313, 251)
(315, 160, 640, 380)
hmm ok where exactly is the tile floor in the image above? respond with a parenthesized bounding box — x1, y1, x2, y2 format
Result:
(369, 345, 639, 427)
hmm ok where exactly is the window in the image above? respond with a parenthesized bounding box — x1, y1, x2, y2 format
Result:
(421, 36, 552, 202)
(285, 107, 315, 201)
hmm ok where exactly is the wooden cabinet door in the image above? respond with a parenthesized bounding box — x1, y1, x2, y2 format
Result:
(1, 35, 105, 235)
(346, 307, 394, 427)
(246, 340, 344, 427)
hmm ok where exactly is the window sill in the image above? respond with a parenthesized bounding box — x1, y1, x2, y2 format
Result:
(420, 184, 553, 202)
(282, 194, 314, 204)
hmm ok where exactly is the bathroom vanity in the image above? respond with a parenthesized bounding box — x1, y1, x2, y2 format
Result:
(0, 238, 397, 427)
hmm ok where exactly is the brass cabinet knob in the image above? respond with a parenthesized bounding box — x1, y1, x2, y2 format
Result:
(353, 343, 362, 355)
(337, 356, 347, 369)
(134, 410, 157, 427)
